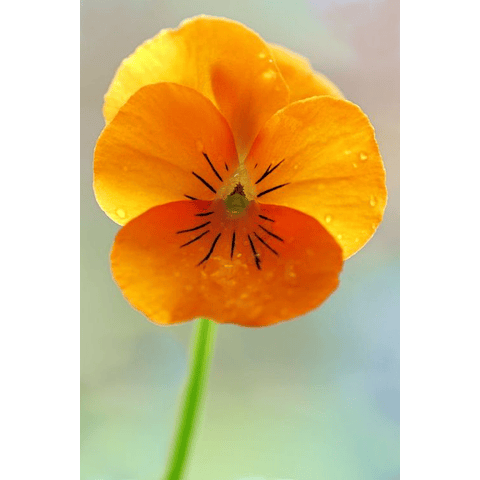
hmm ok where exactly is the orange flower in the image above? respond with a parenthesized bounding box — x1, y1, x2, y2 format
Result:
(94, 16, 386, 327)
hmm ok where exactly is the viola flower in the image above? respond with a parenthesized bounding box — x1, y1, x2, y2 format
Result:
(94, 16, 386, 327)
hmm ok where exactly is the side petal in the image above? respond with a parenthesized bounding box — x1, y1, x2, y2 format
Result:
(269, 43, 344, 101)
(245, 96, 387, 259)
(103, 16, 289, 154)
(94, 82, 238, 225)
(111, 200, 343, 327)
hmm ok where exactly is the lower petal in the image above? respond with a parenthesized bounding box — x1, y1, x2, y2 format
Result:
(111, 200, 343, 327)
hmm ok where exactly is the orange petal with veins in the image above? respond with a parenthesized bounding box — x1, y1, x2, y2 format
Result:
(111, 200, 343, 327)
(246, 96, 387, 259)
(94, 82, 238, 225)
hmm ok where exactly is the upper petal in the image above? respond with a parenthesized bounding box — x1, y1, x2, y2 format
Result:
(245, 96, 387, 259)
(103, 16, 289, 155)
(111, 200, 343, 327)
(94, 82, 238, 225)
(268, 43, 344, 101)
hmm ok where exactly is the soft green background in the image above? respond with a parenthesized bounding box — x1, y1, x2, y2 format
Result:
(81, 1, 399, 479)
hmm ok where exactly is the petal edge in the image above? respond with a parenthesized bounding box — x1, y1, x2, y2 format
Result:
(269, 43, 344, 101)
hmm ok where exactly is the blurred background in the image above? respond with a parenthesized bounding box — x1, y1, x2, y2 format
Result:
(81, 1, 399, 479)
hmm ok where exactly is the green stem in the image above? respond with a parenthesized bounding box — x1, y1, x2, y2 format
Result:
(161, 318, 217, 480)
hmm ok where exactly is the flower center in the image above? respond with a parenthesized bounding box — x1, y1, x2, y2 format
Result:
(217, 163, 255, 201)
(225, 183, 249, 217)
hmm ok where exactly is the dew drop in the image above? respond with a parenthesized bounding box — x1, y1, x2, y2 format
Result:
(352, 162, 358, 168)
(354, 237, 360, 243)
(359, 152, 368, 161)
(337, 234, 343, 240)
(369, 195, 377, 207)
(262, 70, 276, 81)
(116, 208, 126, 219)
(344, 149, 352, 155)
(258, 51, 267, 59)
(324, 214, 332, 223)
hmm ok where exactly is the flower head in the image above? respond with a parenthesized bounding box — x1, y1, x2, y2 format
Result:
(94, 16, 387, 327)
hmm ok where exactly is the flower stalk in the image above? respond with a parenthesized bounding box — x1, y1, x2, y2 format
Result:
(161, 318, 217, 480)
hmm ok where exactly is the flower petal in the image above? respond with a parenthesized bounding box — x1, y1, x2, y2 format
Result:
(246, 96, 387, 259)
(269, 43, 344, 101)
(103, 16, 289, 154)
(111, 200, 343, 327)
(94, 82, 238, 225)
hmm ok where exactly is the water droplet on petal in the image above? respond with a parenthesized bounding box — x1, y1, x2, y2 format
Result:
(324, 215, 332, 223)
(116, 208, 126, 219)
(369, 195, 377, 207)
(344, 149, 352, 155)
(337, 234, 343, 240)
(354, 237, 360, 243)
(262, 70, 276, 81)
(258, 51, 267, 59)
(359, 152, 368, 161)
(352, 162, 358, 168)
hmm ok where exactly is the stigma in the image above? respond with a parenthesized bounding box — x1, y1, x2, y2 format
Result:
(225, 183, 250, 217)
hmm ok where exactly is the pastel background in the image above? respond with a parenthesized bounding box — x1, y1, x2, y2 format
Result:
(81, 0, 399, 479)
